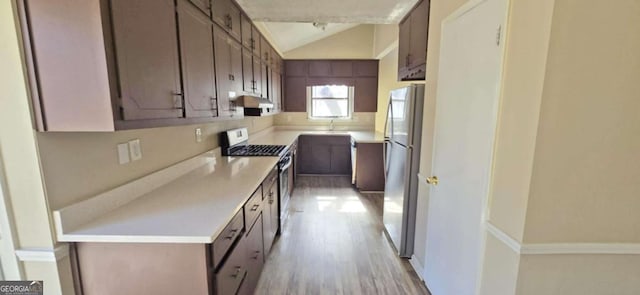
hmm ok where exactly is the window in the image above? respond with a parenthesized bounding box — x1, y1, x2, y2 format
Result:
(307, 85, 354, 119)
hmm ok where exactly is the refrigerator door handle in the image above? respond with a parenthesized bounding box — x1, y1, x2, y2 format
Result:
(383, 140, 391, 179)
(384, 96, 394, 140)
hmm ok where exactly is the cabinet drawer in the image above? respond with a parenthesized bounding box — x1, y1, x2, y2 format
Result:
(263, 167, 278, 191)
(244, 187, 262, 229)
(216, 235, 247, 295)
(243, 214, 264, 295)
(212, 210, 244, 268)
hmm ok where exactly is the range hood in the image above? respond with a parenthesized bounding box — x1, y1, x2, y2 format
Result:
(235, 95, 275, 116)
(235, 95, 274, 109)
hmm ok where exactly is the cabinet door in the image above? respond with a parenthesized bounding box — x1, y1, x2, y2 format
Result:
(242, 48, 254, 93)
(252, 26, 261, 57)
(398, 17, 411, 78)
(330, 144, 352, 175)
(229, 39, 244, 95)
(227, 3, 242, 41)
(244, 215, 265, 295)
(354, 77, 378, 112)
(213, 25, 232, 117)
(354, 60, 379, 77)
(263, 181, 278, 254)
(261, 63, 269, 98)
(188, 0, 210, 15)
(241, 14, 253, 49)
(211, 0, 228, 28)
(331, 60, 353, 77)
(284, 77, 306, 112)
(253, 57, 262, 95)
(409, 0, 429, 69)
(284, 60, 308, 77)
(111, 0, 183, 120)
(178, 0, 217, 118)
(308, 61, 331, 77)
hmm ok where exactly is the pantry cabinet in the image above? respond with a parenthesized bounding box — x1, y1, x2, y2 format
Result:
(397, 0, 430, 81)
(20, 0, 283, 131)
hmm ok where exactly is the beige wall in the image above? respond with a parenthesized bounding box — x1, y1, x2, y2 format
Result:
(516, 254, 640, 295)
(283, 25, 375, 59)
(523, 0, 640, 244)
(39, 116, 274, 210)
(373, 24, 398, 58)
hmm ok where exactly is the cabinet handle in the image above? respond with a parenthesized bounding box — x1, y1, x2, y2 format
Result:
(251, 250, 261, 260)
(224, 229, 239, 240)
(225, 14, 232, 29)
(231, 266, 243, 278)
(250, 204, 260, 211)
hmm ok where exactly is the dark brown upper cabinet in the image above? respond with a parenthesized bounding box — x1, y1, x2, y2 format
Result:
(354, 60, 379, 77)
(178, 0, 218, 118)
(283, 60, 379, 113)
(331, 61, 353, 77)
(111, 0, 184, 121)
(261, 36, 271, 63)
(308, 61, 331, 77)
(398, 0, 430, 81)
(283, 77, 307, 112)
(241, 14, 253, 49)
(188, 0, 211, 16)
(242, 48, 255, 93)
(285, 61, 308, 77)
(252, 26, 262, 58)
(354, 77, 378, 112)
(21, 0, 282, 131)
(213, 24, 243, 119)
(211, 0, 241, 41)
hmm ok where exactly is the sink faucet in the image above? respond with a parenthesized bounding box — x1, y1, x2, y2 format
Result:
(329, 119, 335, 131)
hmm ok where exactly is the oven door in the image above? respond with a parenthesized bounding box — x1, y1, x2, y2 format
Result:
(278, 152, 293, 228)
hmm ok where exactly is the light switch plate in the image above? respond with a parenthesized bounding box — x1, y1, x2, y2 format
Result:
(195, 128, 203, 143)
(129, 139, 142, 161)
(117, 143, 130, 165)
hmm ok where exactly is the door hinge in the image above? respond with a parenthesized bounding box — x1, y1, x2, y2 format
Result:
(496, 25, 502, 46)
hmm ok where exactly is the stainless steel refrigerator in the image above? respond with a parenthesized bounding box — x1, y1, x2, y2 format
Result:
(383, 84, 425, 257)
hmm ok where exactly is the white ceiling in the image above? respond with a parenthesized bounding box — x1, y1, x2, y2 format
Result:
(256, 22, 359, 53)
(236, 0, 418, 24)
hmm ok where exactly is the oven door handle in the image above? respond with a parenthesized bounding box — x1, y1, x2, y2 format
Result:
(280, 156, 293, 171)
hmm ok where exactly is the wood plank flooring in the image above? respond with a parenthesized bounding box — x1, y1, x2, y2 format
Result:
(255, 176, 430, 295)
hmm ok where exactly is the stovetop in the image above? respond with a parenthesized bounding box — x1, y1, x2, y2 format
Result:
(225, 144, 286, 157)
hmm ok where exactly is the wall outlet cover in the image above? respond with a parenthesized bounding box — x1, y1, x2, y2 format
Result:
(195, 128, 203, 143)
(117, 143, 130, 165)
(129, 139, 142, 161)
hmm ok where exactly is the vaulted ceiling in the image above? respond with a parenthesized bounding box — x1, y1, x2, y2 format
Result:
(235, 0, 419, 24)
(237, 0, 416, 53)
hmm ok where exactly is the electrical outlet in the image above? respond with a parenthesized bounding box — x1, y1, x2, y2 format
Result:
(129, 139, 142, 161)
(195, 128, 203, 143)
(117, 143, 130, 165)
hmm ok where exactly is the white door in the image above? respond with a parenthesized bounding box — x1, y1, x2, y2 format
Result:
(423, 0, 508, 294)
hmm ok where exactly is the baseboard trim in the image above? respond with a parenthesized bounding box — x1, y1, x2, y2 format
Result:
(409, 254, 425, 281)
(15, 244, 69, 262)
(486, 222, 640, 255)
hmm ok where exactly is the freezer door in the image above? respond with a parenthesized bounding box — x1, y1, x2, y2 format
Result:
(383, 141, 409, 255)
(389, 87, 412, 146)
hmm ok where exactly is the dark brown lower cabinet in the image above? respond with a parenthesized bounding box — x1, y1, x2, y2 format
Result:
(354, 142, 385, 191)
(216, 235, 247, 295)
(239, 213, 265, 295)
(262, 177, 279, 255)
(297, 135, 352, 175)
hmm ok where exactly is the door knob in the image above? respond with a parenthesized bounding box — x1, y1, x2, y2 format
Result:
(426, 176, 439, 186)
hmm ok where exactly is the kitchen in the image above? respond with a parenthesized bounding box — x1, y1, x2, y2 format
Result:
(2, 0, 640, 295)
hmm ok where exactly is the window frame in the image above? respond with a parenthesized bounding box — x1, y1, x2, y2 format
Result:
(306, 85, 355, 120)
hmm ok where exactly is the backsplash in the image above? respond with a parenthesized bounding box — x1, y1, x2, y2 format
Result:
(38, 116, 274, 210)
(274, 112, 376, 130)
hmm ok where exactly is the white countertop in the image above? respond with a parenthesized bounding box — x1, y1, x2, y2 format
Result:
(53, 127, 384, 244)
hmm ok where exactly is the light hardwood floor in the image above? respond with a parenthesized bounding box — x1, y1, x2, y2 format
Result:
(255, 176, 430, 295)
